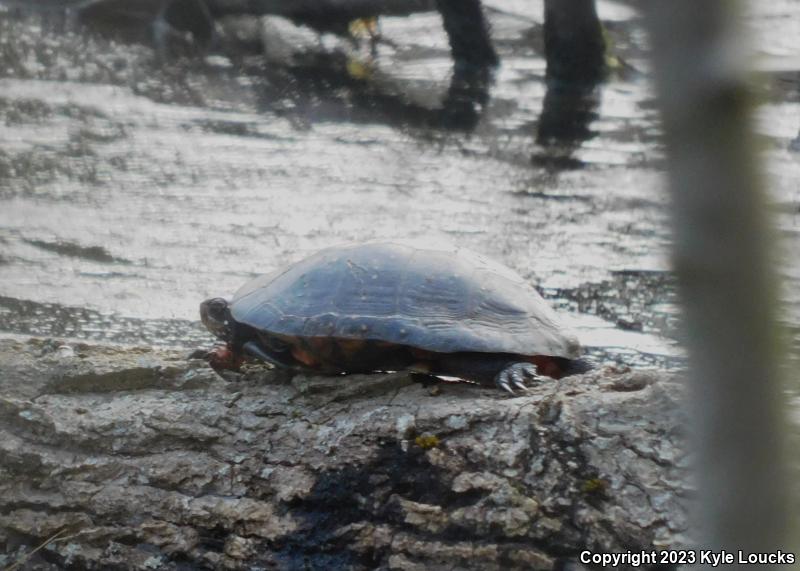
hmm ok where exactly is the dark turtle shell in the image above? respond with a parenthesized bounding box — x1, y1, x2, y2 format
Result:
(229, 242, 580, 359)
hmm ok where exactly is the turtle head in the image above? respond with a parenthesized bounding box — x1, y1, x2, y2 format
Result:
(200, 297, 233, 341)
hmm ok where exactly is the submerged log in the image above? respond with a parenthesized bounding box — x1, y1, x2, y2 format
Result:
(74, 0, 435, 48)
(77, 0, 498, 68)
(75, 0, 436, 20)
(207, 0, 436, 19)
(0, 338, 689, 570)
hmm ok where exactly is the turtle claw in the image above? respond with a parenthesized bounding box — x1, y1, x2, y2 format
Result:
(497, 376, 515, 394)
(510, 373, 528, 391)
(494, 362, 542, 394)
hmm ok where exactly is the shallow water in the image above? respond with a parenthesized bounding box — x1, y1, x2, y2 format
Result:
(0, 0, 797, 372)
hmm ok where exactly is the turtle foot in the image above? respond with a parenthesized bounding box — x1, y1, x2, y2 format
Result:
(187, 348, 210, 360)
(494, 362, 543, 394)
(206, 345, 244, 371)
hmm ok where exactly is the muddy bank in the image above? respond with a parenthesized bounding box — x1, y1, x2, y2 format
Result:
(0, 338, 690, 570)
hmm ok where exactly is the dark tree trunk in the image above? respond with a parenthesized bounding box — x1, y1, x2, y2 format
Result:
(436, 0, 498, 68)
(543, 0, 605, 84)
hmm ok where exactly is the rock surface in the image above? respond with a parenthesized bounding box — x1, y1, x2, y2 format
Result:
(0, 338, 690, 570)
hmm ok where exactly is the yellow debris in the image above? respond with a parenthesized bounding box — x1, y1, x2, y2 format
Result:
(348, 16, 379, 40)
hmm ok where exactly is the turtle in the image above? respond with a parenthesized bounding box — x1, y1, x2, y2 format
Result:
(200, 242, 589, 393)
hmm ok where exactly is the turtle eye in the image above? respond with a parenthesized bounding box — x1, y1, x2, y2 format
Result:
(206, 298, 228, 319)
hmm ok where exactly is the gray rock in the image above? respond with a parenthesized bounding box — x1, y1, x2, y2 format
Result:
(0, 338, 690, 570)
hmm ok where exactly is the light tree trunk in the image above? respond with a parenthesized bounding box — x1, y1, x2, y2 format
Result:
(644, 1, 789, 567)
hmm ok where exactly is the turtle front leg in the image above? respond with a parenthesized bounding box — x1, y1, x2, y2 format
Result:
(194, 342, 293, 372)
(431, 352, 546, 393)
(494, 362, 544, 394)
(205, 344, 245, 371)
(243, 341, 293, 368)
